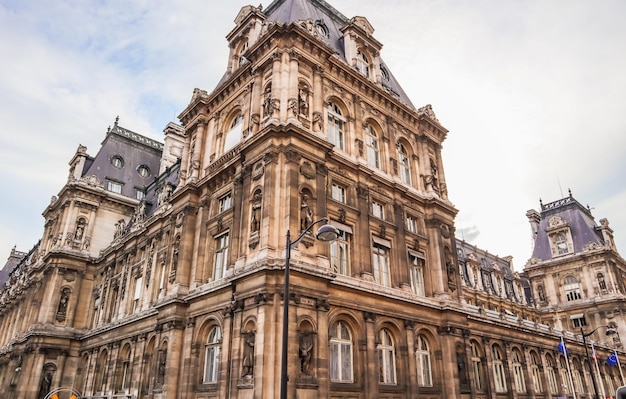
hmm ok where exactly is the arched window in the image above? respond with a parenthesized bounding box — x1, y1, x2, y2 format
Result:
(329, 321, 353, 383)
(529, 351, 542, 392)
(118, 344, 132, 391)
(204, 326, 222, 383)
(470, 341, 483, 391)
(327, 102, 345, 150)
(378, 329, 397, 385)
(564, 276, 581, 301)
(398, 143, 412, 184)
(512, 349, 526, 393)
(415, 335, 432, 386)
(572, 360, 584, 393)
(237, 41, 249, 68)
(356, 50, 370, 77)
(224, 114, 243, 152)
(492, 345, 507, 392)
(546, 355, 558, 394)
(365, 123, 380, 168)
(559, 357, 570, 395)
(94, 350, 108, 393)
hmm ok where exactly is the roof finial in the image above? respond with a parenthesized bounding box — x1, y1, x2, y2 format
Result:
(114, 115, 119, 126)
(539, 198, 543, 208)
(568, 188, 572, 197)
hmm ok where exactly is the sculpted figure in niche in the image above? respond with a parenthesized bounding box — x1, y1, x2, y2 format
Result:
(299, 333, 314, 375)
(242, 333, 255, 377)
(262, 87, 272, 117)
(38, 370, 52, 399)
(250, 192, 262, 232)
(74, 218, 86, 240)
(56, 288, 70, 321)
(298, 88, 309, 116)
(300, 194, 314, 232)
(156, 349, 167, 386)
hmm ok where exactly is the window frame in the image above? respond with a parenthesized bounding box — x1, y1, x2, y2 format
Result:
(365, 123, 380, 169)
(213, 232, 230, 280)
(377, 329, 397, 385)
(398, 143, 412, 185)
(106, 180, 123, 194)
(491, 345, 507, 393)
(415, 335, 432, 387)
(330, 229, 351, 276)
(331, 183, 347, 203)
(203, 326, 222, 384)
(372, 243, 390, 287)
(356, 50, 370, 77)
(409, 253, 425, 296)
(218, 193, 233, 213)
(327, 102, 345, 150)
(330, 321, 354, 383)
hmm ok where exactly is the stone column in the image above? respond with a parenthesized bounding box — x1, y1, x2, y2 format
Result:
(287, 49, 300, 122)
(364, 312, 378, 399)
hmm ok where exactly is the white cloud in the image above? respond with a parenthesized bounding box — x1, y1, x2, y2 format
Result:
(1, 0, 625, 272)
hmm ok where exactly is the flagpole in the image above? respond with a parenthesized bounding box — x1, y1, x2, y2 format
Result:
(562, 336, 577, 399)
(592, 342, 606, 399)
(616, 350, 625, 386)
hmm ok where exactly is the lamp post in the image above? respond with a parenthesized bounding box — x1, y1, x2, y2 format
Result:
(581, 326, 618, 399)
(280, 217, 339, 399)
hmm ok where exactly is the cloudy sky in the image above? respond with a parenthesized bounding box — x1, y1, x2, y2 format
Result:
(1, 0, 625, 271)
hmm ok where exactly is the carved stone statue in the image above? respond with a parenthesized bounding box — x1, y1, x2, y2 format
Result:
(300, 194, 314, 231)
(250, 192, 262, 232)
(56, 288, 70, 321)
(242, 333, 255, 377)
(299, 334, 314, 375)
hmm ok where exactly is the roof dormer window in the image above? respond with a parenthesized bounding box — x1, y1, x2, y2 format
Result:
(356, 51, 370, 77)
(315, 20, 329, 38)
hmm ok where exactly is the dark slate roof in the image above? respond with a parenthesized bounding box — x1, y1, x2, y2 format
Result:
(82, 117, 163, 199)
(214, 0, 415, 108)
(263, 0, 415, 108)
(531, 195, 604, 261)
(0, 247, 27, 286)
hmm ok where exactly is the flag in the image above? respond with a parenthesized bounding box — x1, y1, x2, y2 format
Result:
(607, 352, 619, 366)
(558, 337, 567, 355)
(592, 344, 598, 361)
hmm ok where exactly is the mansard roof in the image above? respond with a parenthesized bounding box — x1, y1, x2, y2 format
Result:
(215, 0, 415, 108)
(531, 194, 605, 261)
(263, 0, 414, 107)
(81, 117, 163, 199)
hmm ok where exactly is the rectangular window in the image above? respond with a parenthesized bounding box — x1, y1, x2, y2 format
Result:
(214, 233, 229, 280)
(219, 193, 232, 212)
(133, 276, 142, 313)
(331, 229, 351, 276)
(331, 184, 346, 203)
(107, 180, 123, 194)
(406, 216, 417, 233)
(409, 253, 425, 296)
(372, 243, 390, 287)
(372, 201, 384, 219)
(135, 189, 145, 200)
(571, 315, 587, 328)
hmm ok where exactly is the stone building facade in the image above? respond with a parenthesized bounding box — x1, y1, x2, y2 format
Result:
(1, 1, 625, 399)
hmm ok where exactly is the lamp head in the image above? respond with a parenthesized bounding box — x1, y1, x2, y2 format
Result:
(315, 224, 340, 242)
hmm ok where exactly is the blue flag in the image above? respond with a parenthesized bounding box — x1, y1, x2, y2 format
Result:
(607, 352, 619, 366)
(558, 337, 567, 355)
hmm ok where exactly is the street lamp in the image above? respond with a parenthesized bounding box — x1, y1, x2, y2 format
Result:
(581, 326, 618, 399)
(280, 217, 339, 399)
